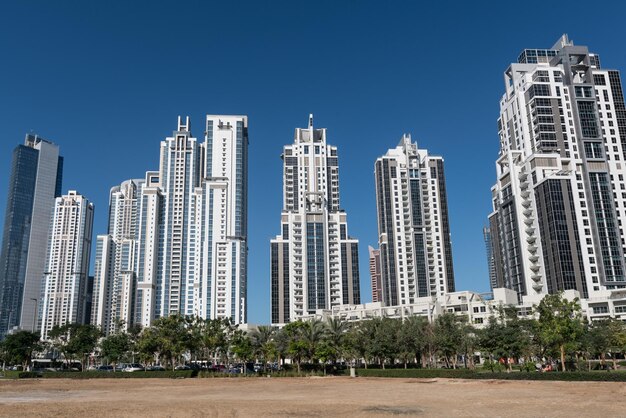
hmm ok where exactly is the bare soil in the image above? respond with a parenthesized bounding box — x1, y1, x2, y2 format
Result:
(0, 376, 624, 417)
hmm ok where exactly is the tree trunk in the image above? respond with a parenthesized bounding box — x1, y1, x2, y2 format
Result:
(560, 344, 566, 372)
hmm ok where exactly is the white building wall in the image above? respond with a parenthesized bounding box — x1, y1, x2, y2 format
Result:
(40, 191, 93, 340)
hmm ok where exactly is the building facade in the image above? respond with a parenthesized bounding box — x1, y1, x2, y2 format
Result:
(122, 115, 248, 328)
(374, 135, 455, 307)
(271, 115, 360, 325)
(40, 191, 94, 340)
(368, 246, 382, 303)
(489, 35, 626, 302)
(92, 179, 143, 335)
(483, 226, 497, 290)
(0, 134, 62, 339)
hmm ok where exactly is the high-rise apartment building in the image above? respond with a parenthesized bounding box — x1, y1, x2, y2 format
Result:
(132, 115, 248, 327)
(489, 35, 626, 302)
(483, 226, 497, 290)
(92, 179, 143, 335)
(0, 134, 62, 339)
(40, 191, 94, 340)
(271, 115, 360, 324)
(368, 246, 382, 303)
(374, 135, 455, 306)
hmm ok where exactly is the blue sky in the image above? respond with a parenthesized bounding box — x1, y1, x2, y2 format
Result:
(2, 1, 626, 324)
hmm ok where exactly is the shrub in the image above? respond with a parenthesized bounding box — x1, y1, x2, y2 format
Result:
(40, 370, 196, 379)
(354, 368, 626, 381)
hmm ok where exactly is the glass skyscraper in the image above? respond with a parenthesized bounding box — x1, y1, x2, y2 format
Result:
(0, 134, 62, 339)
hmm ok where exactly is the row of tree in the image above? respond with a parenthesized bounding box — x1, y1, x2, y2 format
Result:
(2, 294, 626, 373)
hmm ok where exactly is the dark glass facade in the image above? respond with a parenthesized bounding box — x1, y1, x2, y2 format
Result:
(535, 179, 588, 297)
(0, 141, 63, 339)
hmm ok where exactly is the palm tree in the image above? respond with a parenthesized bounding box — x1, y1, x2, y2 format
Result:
(303, 319, 325, 365)
(325, 317, 348, 366)
(250, 325, 276, 371)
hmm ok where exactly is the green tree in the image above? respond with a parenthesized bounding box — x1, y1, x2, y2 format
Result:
(535, 293, 585, 372)
(303, 319, 325, 365)
(1, 331, 41, 370)
(478, 306, 531, 372)
(397, 316, 429, 369)
(231, 328, 253, 371)
(100, 333, 131, 371)
(324, 317, 348, 366)
(250, 325, 276, 371)
(148, 315, 194, 370)
(48, 324, 101, 371)
(434, 313, 464, 369)
(284, 321, 308, 374)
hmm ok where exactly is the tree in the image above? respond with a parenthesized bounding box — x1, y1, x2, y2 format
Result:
(434, 313, 464, 369)
(284, 321, 308, 374)
(48, 324, 101, 371)
(197, 318, 230, 365)
(478, 306, 531, 372)
(535, 293, 585, 372)
(302, 319, 325, 365)
(100, 333, 131, 371)
(1, 331, 41, 370)
(397, 316, 429, 369)
(148, 315, 194, 370)
(230, 328, 253, 371)
(324, 318, 348, 366)
(250, 325, 276, 371)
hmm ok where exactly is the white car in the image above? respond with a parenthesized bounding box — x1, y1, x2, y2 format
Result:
(123, 364, 145, 372)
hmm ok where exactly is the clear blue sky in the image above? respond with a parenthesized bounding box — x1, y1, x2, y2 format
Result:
(2, 1, 626, 324)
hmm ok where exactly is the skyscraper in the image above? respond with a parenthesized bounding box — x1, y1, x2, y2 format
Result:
(271, 115, 360, 324)
(374, 135, 455, 306)
(483, 226, 497, 290)
(92, 179, 143, 335)
(489, 35, 626, 301)
(368, 246, 382, 303)
(132, 115, 248, 327)
(0, 134, 62, 339)
(40, 191, 94, 340)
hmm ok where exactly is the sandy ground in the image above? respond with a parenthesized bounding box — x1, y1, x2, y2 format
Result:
(0, 377, 625, 417)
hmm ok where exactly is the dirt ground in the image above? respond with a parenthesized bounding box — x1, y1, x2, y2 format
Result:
(0, 376, 624, 417)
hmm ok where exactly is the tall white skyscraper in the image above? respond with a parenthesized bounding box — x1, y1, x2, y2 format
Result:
(489, 35, 626, 302)
(131, 115, 248, 327)
(271, 115, 360, 325)
(200, 115, 248, 323)
(92, 180, 143, 335)
(40, 191, 94, 340)
(374, 135, 455, 306)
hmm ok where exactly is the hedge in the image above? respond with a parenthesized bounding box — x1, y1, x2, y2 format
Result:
(355, 368, 626, 381)
(0, 370, 197, 379)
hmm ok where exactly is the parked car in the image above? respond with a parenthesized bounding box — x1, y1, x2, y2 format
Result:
(123, 364, 145, 372)
(115, 363, 128, 372)
(147, 365, 166, 371)
(96, 365, 114, 372)
(174, 364, 191, 371)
